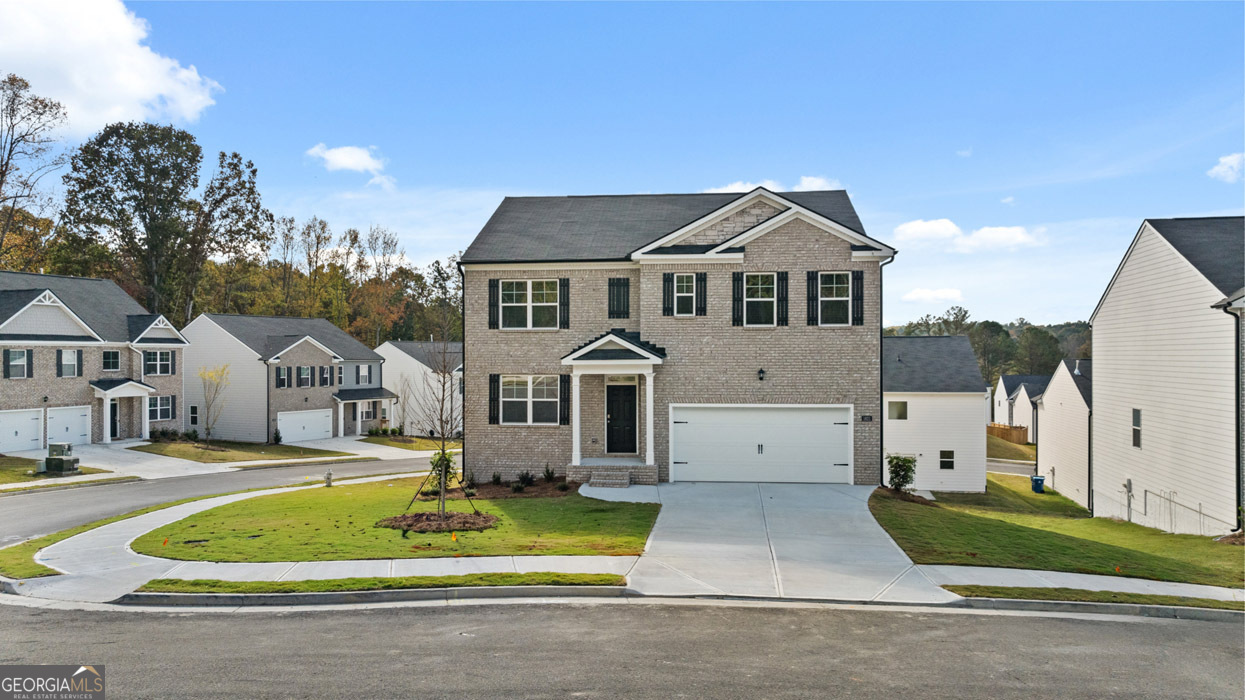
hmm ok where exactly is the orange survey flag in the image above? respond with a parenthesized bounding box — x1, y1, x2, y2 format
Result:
(451, 532, 457, 541)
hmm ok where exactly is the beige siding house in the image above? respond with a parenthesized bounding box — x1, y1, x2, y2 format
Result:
(1036, 359, 1092, 509)
(1089, 216, 1243, 535)
(375, 340, 463, 436)
(460, 187, 896, 486)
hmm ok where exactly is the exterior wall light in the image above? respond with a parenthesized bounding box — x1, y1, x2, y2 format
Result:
(757, 369, 766, 381)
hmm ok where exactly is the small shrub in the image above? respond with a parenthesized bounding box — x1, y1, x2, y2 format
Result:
(429, 450, 457, 485)
(465, 472, 477, 489)
(543, 464, 556, 483)
(397, 424, 405, 436)
(517, 470, 536, 487)
(511, 483, 525, 493)
(184, 429, 199, 442)
(491, 472, 502, 486)
(367, 427, 377, 436)
(421, 486, 441, 497)
(556, 482, 570, 492)
(272, 428, 282, 445)
(887, 454, 917, 493)
(463, 488, 477, 497)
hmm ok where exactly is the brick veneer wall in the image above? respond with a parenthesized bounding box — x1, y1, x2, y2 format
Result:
(681, 201, 784, 245)
(266, 342, 341, 441)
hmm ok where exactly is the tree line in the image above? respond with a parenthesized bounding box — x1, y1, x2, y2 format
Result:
(887, 306, 1090, 386)
(0, 73, 461, 345)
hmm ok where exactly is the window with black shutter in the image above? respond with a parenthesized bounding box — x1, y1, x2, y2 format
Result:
(559, 375, 571, 425)
(558, 278, 570, 329)
(488, 374, 500, 424)
(487, 279, 499, 329)
(662, 273, 674, 316)
(608, 278, 630, 319)
(851, 270, 864, 326)
(776, 271, 789, 326)
(694, 272, 707, 316)
(731, 271, 743, 326)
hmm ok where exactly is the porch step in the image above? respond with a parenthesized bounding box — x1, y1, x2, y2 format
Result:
(588, 469, 632, 488)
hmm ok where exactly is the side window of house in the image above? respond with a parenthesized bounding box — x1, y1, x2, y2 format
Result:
(744, 273, 776, 326)
(337, 365, 343, 385)
(674, 273, 695, 316)
(58, 349, 80, 378)
(297, 366, 312, 388)
(499, 375, 559, 425)
(500, 280, 558, 329)
(940, 450, 955, 470)
(887, 401, 908, 420)
(102, 350, 120, 371)
(189, 405, 199, 426)
(3, 349, 30, 379)
(143, 350, 172, 375)
(148, 396, 173, 421)
(819, 273, 850, 326)
(1132, 409, 1141, 448)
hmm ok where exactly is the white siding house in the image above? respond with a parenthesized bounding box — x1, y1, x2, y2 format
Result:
(181, 315, 268, 443)
(883, 336, 989, 492)
(1036, 359, 1092, 509)
(992, 374, 1050, 441)
(375, 340, 463, 436)
(1089, 217, 1243, 535)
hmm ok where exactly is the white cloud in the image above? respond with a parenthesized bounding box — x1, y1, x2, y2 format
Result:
(1207, 153, 1244, 183)
(901, 288, 964, 303)
(0, 0, 220, 137)
(791, 175, 843, 192)
(956, 148, 972, 158)
(306, 143, 394, 191)
(893, 218, 963, 243)
(1001, 196, 1016, 205)
(701, 180, 783, 194)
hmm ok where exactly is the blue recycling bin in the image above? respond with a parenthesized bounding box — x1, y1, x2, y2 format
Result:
(1030, 475, 1045, 494)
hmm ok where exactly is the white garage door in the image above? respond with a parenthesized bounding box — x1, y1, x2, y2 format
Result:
(47, 405, 91, 445)
(0, 409, 42, 453)
(671, 405, 852, 483)
(277, 409, 333, 441)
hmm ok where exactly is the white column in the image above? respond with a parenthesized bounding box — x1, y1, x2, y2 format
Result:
(571, 372, 581, 466)
(644, 371, 655, 466)
(355, 401, 362, 436)
(142, 396, 150, 439)
(102, 397, 112, 444)
(337, 403, 344, 437)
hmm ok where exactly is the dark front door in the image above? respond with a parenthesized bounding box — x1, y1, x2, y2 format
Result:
(605, 384, 637, 454)
(109, 399, 120, 440)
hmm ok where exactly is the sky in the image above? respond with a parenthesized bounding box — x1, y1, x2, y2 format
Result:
(2, 0, 1242, 326)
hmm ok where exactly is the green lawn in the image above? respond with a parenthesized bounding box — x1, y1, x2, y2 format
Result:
(870, 474, 1243, 589)
(128, 440, 352, 463)
(0, 455, 110, 485)
(361, 436, 462, 451)
(132, 477, 660, 562)
(944, 585, 1244, 611)
(139, 572, 625, 594)
(986, 434, 1036, 462)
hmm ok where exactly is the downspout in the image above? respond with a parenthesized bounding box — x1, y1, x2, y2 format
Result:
(457, 261, 468, 480)
(1222, 304, 1242, 532)
(878, 254, 896, 485)
(1087, 408, 1093, 516)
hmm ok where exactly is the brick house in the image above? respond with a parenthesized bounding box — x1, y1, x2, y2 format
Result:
(0, 271, 187, 452)
(180, 314, 394, 443)
(459, 187, 897, 486)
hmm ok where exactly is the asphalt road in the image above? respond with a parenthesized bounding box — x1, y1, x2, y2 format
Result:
(0, 458, 427, 545)
(1, 602, 1240, 698)
(987, 459, 1037, 476)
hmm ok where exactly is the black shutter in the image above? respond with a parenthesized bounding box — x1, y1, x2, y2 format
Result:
(487, 279, 499, 329)
(143, 352, 153, 376)
(330, 365, 336, 386)
(76, 350, 83, 377)
(56, 349, 63, 377)
(662, 273, 673, 316)
(776, 271, 789, 326)
(355, 365, 360, 384)
(171, 351, 176, 375)
(26, 349, 32, 378)
(559, 374, 571, 425)
(488, 374, 500, 424)
(731, 272, 743, 326)
(807, 271, 819, 325)
(694, 272, 707, 316)
(274, 368, 280, 389)
(171, 396, 177, 420)
(559, 278, 570, 329)
(608, 278, 630, 319)
(851, 270, 864, 326)
(2, 349, 9, 378)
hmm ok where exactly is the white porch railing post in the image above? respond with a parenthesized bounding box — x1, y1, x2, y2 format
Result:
(102, 397, 112, 444)
(644, 371, 655, 466)
(571, 372, 581, 466)
(142, 396, 150, 439)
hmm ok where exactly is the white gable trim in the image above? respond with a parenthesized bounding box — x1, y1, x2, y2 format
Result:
(706, 206, 895, 258)
(630, 188, 793, 256)
(0, 289, 104, 342)
(132, 315, 189, 345)
(265, 335, 343, 364)
(562, 334, 664, 365)
(1090, 220, 1225, 325)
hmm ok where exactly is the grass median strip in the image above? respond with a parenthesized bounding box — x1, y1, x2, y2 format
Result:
(129, 440, 352, 463)
(1, 456, 112, 485)
(944, 585, 1244, 611)
(871, 474, 1244, 589)
(138, 572, 626, 594)
(361, 436, 462, 451)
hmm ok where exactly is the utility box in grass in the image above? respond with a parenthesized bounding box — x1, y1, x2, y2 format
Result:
(48, 442, 73, 457)
(45, 456, 80, 475)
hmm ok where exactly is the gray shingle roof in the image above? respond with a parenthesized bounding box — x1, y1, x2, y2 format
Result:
(385, 341, 463, 373)
(882, 336, 987, 393)
(461, 190, 874, 263)
(564, 328, 667, 360)
(335, 387, 398, 402)
(90, 378, 154, 392)
(0, 271, 152, 342)
(126, 314, 162, 341)
(1059, 359, 1092, 408)
(1146, 217, 1244, 296)
(200, 313, 381, 361)
(999, 374, 1051, 397)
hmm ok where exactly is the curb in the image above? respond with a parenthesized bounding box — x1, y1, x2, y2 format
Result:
(0, 476, 144, 498)
(955, 596, 1243, 623)
(113, 585, 631, 606)
(232, 456, 380, 471)
(986, 458, 1037, 465)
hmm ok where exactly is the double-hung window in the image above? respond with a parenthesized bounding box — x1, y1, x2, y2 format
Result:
(337, 365, 343, 385)
(674, 273, 695, 316)
(939, 450, 955, 470)
(358, 364, 372, 385)
(297, 366, 312, 388)
(102, 350, 120, 372)
(500, 375, 559, 425)
(59, 350, 79, 378)
(501, 280, 558, 329)
(189, 405, 199, 426)
(361, 401, 376, 420)
(744, 273, 776, 326)
(819, 272, 851, 326)
(148, 395, 172, 421)
(1132, 409, 1141, 448)
(6, 349, 28, 379)
(144, 350, 172, 376)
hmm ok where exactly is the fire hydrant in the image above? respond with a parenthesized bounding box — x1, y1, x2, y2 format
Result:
(325, 468, 333, 487)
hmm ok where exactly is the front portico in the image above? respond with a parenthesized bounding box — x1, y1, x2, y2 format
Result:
(562, 330, 664, 484)
(90, 378, 156, 443)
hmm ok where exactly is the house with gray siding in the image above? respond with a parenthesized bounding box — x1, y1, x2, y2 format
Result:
(459, 187, 896, 486)
(180, 313, 393, 443)
(0, 271, 187, 453)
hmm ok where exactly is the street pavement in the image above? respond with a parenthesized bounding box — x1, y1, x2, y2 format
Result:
(0, 601, 1239, 698)
(988, 458, 1037, 476)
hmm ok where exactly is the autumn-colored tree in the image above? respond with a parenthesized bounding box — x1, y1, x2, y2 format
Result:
(0, 74, 67, 265)
(198, 364, 231, 445)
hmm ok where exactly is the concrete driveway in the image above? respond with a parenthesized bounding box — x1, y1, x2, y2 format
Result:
(599, 482, 957, 603)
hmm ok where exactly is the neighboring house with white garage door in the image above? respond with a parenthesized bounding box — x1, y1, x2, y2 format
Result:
(459, 186, 896, 485)
(882, 336, 988, 492)
(992, 373, 1050, 441)
(181, 314, 394, 443)
(1036, 359, 1092, 509)
(1089, 216, 1243, 535)
(374, 340, 463, 436)
(0, 271, 187, 453)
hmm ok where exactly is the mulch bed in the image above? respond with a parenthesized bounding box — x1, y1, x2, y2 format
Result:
(376, 511, 499, 533)
(416, 478, 579, 501)
(878, 487, 936, 506)
(1215, 531, 1244, 546)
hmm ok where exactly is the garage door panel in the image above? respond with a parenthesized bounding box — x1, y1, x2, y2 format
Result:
(47, 406, 91, 445)
(277, 409, 332, 441)
(672, 406, 851, 483)
(0, 409, 43, 453)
